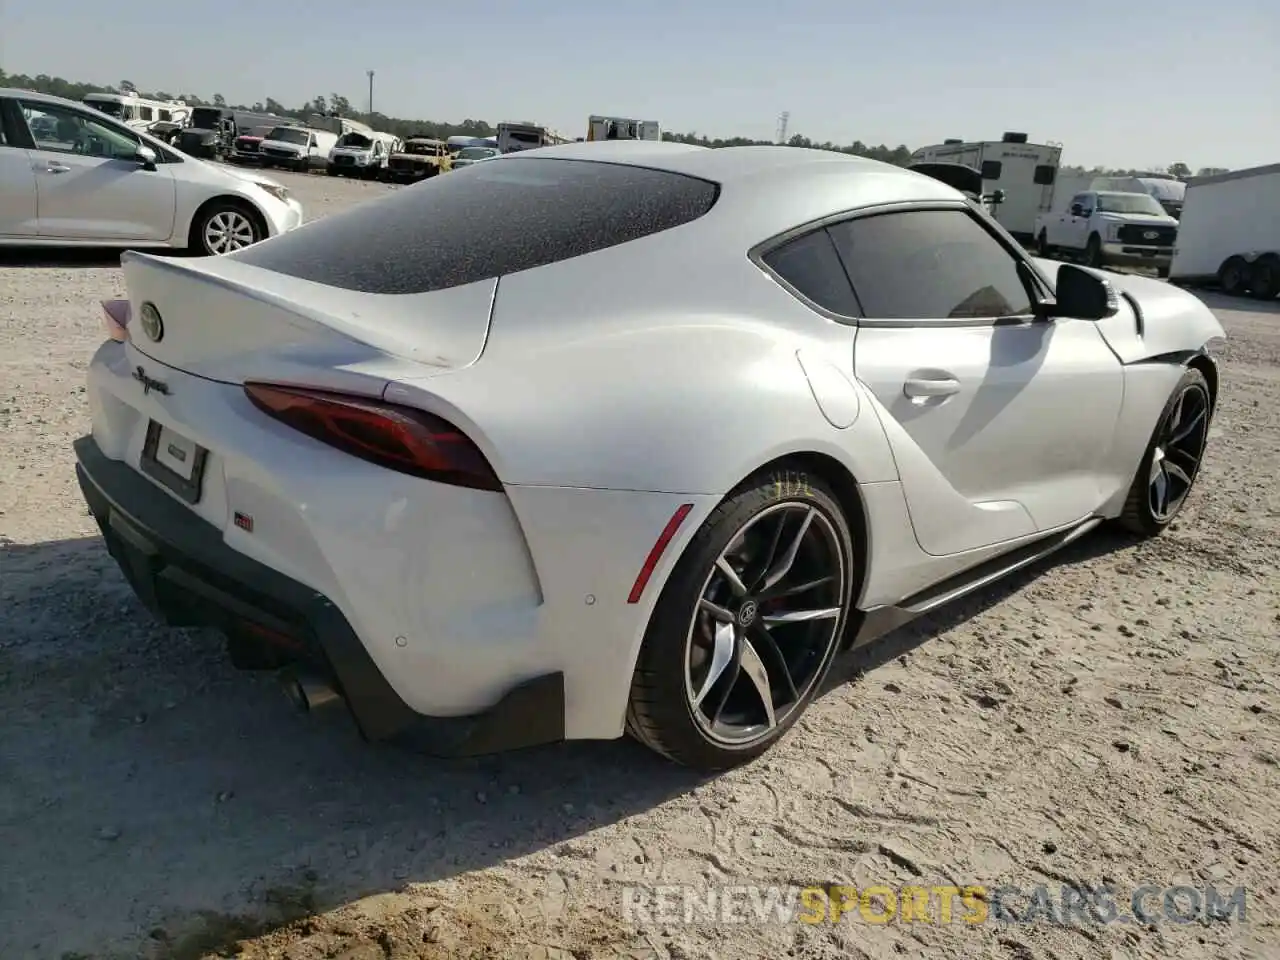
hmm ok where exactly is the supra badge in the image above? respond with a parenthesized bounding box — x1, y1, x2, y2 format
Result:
(132, 365, 170, 396)
(139, 302, 164, 342)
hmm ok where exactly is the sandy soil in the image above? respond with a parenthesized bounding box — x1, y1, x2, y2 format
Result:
(1, 170, 1277, 960)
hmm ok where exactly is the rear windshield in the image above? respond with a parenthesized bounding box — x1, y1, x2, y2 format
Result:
(232, 157, 720, 295)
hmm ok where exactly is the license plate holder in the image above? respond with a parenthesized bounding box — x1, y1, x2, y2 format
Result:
(140, 420, 208, 504)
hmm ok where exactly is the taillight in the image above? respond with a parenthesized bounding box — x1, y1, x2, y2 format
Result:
(243, 382, 501, 491)
(101, 299, 130, 342)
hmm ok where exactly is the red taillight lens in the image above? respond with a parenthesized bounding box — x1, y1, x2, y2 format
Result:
(101, 299, 130, 342)
(243, 382, 501, 491)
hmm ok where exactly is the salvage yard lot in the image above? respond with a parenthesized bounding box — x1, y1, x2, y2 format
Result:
(1, 170, 1277, 960)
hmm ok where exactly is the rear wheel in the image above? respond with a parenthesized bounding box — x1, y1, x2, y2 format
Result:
(1249, 256, 1280, 300)
(626, 470, 854, 770)
(1116, 367, 1211, 537)
(1037, 230, 1053, 257)
(1218, 256, 1251, 296)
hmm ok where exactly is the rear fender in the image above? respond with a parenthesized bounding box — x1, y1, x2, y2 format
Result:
(384, 324, 900, 494)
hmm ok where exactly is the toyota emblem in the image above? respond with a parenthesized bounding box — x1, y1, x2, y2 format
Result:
(140, 302, 164, 342)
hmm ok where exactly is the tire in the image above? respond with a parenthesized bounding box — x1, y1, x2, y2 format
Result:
(1115, 367, 1212, 538)
(1037, 230, 1053, 257)
(1218, 256, 1251, 296)
(625, 468, 855, 770)
(191, 202, 264, 256)
(1084, 233, 1104, 268)
(1249, 257, 1280, 300)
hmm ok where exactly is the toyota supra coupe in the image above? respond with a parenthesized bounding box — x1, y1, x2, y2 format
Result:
(74, 140, 1225, 771)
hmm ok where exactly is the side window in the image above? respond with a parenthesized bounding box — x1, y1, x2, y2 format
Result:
(1033, 164, 1055, 185)
(1070, 194, 1088, 212)
(138, 106, 154, 122)
(1078, 194, 1095, 215)
(980, 159, 1002, 180)
(158, 109, 171, 122)
(18, 101, 139, 160)
(760, 229, 861, 317)
(827, 209, 1034, 320)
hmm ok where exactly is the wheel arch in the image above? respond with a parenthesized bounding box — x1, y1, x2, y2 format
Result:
(186, 194, 269, 251)
(654, 449, 872, 651)
(1187, 353, 1219, 413)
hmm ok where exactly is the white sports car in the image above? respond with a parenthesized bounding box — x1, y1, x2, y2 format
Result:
(74, 141, 1225, 770)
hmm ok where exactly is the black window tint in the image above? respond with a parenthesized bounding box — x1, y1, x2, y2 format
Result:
(827, 210, 1033, 320)
(980, 160, 1002, 180)
(233, 158, 718, 294)
(1033, 164, 1056, 185)
(761, 229, 860, 317)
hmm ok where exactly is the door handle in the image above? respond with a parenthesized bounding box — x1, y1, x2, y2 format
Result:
(904, 376, 960, 399)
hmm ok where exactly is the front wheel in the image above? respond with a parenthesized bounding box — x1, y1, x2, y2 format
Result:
(1115, 367, 1212, 537)
(626, 470, 855, 770)
(1084, 234, 1104, 268)
(193, 203, 263, 255)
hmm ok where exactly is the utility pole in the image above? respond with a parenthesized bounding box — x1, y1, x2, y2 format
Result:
(367, 70, 375, 117)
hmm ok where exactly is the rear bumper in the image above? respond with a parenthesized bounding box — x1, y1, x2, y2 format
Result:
(73, 433, 566, 757)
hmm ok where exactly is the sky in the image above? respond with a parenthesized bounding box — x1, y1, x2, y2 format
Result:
(1, 0, 1275, 171)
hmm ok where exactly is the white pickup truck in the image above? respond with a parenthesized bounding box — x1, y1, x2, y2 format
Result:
(1033, 189, 1178, 277)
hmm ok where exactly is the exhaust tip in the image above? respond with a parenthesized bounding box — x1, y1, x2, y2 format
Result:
(281, 672, 342, 712)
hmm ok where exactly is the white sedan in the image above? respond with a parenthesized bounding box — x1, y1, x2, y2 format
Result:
(0, 88, 303, 254)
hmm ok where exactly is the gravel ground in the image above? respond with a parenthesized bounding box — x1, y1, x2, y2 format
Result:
(1, 170, 1277, 960)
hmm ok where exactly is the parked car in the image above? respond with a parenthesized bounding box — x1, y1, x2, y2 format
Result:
(73, 142, 1224, 771)
(0, 88, 303, 254)
(385, 136, 452, 182)
(228, 125, 274, 165)
(451, 145, 500, 168)
(258, 125, 337, 173)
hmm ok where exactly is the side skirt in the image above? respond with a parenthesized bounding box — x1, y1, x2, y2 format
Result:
(846, 516, 1105, 649)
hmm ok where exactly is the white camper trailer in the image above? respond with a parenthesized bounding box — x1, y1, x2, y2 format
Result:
(910, 132, 1061, 240)
(82, 91, 192, 132)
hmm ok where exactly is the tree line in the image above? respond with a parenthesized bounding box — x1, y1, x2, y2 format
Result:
(0, 68, 1232, 176)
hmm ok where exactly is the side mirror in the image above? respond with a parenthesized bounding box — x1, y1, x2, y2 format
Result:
(1069, 203, 1083, 217)
(989, 189, 1006, 204)
(1042, 263, 1120, 320)
(135, 145, 158, 171)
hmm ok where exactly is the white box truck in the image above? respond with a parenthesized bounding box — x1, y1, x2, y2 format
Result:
(1168, 163, 1280, 300)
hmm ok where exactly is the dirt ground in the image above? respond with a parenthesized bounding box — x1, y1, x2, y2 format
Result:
(1, 170, 1276, 960)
